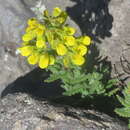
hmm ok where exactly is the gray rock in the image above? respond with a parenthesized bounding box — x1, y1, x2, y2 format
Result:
(99, 0, 130, 82)
(0, 0, 34, 44)
(0, 43, 32, 95)
(0, 93, 127, 130)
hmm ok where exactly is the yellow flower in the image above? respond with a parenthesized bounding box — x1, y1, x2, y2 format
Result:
(36, 40, 46, 48)
(26, 26, 35, 33)
(18, 46, 34, 56)
(27, 18, 38, 26)
(22, 42, 29, 46)
(71, 54, 85, 65)
(77, 45, 87, 56)
(36, 29, 44, 36)
(27, 23, 45, 37)
(19, 8, 91, 69)
(38, 53, 55, 69)
(26, 20, 45, 35)
(64, 26, 76, 35)
(35, 25, 45, 36)
(44, 10, 49, 17)
(49, 55, 55, 65)
(82, 36, 91, 46)
(56, 44, 67, 56)
(65, 36, 76, 46)
(52, 7, 62, 17)
(22, 33, 35, 42)
(27, 53, 39, 65)
(56, 17, 65, 24)
(38, 24, 45, 29)
(55, 11, 67, 24)
(39, 53, 49, 69)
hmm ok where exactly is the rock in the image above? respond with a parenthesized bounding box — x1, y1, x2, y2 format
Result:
(0, 66, 63, 98)
(99, 0, 130, 82)
(0, 0, 34, 44)
(0, 93, 127, 130)
(0, 43, 33, 95)
(0, 0, 39, 95)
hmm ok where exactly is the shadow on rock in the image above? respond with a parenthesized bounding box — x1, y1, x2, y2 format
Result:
(51, 44, 116, 116)
(1, 43, 117, 118)
(1, 68, 63, 98)
(1, 45, 115, 115)
(66, 0, 113, 43)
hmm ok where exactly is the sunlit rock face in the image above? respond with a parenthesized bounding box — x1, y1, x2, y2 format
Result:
(0, 0, 34, 44)
(0, 0, 36, 95)
(0, 93, 127, 130)
(0, 43, 33, 95)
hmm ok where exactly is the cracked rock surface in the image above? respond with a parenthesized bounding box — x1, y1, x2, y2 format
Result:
(0, 93, 127, 130)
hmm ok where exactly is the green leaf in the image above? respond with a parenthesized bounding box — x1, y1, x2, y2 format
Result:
(106, 88, 120, 97)
(128, 119, 130, 129)
(115, 108, 130, 117)
(45, 74, 60, 82)
(117, 95, 130, 107)
(52, 7, 62, 17)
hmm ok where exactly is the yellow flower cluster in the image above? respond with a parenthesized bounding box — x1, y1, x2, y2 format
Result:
(18, 7, 91, 69)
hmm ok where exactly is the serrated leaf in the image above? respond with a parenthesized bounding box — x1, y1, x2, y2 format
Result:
(45, 74, 60, 82)
(128, 119, 130, 129)
(107, 88, 120, 97)
(115, 108, 130, 117)
(117, 95, 130, 107)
